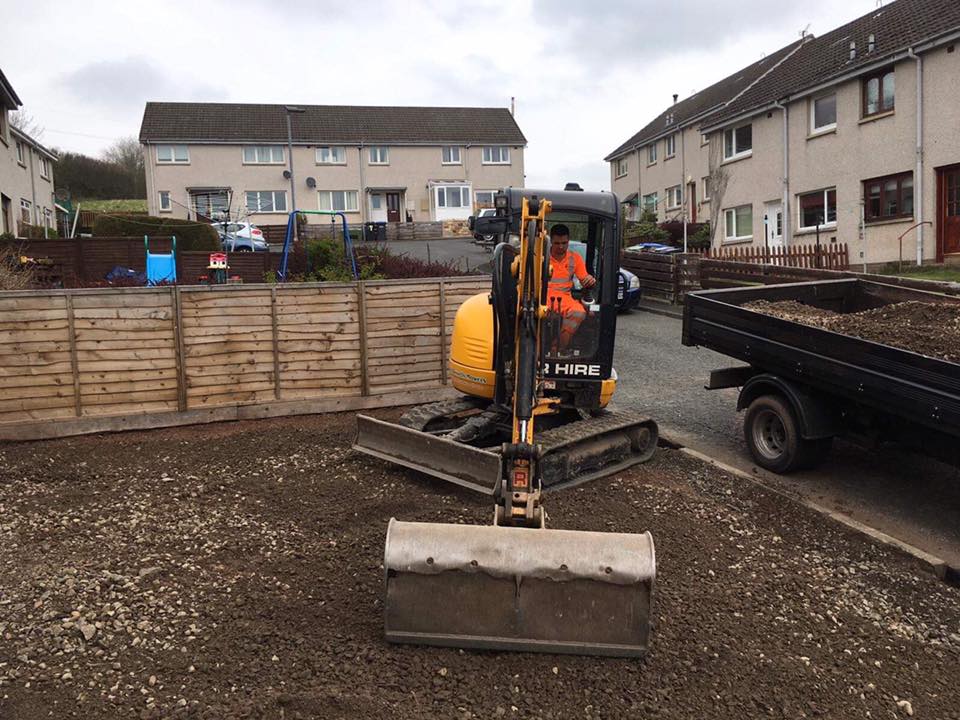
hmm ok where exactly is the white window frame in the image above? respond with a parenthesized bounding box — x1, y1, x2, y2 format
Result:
(481, 146, 510, 165)
(43, 207, 52, 229)
(158, 191, 172, 212)
(664, 134, 677, 159)
(20, 198, 31, 224)
(15, 140, 24, 165)
(647, 144, 657, 165)
(475, 190, 497, 208)
(724, 205, 753, 242)
(246, 190, 287, 214)
(242, 145, 285, 164)
(318, 190, 359, 213)
(810, 93, 837, 134)
(701, 132, 710, 146)
(156, 144, 189, 164)
(615, 157, 628, 178)
(723, 123, 753, 161)
(797, 187, 837, 231)
(642, 193, 658, 214)
(441, 146, 462, 165)
(38, 156, 50, 179)
(665, 185, 682, 210)
(435, 185, 470, 208)
(316, 146, 346, 165)
(701, 177, 711, 202)
(368, 146, 389, 165)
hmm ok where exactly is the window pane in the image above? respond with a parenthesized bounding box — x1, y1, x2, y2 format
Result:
(319, 192, 331, 211)
(826, 189, 837, 223)
(882, 71, 895, 111)
(814, 94, 836, 128)
(800, 192, 825, 227)
(736, 125, 752, 153)
(724, 209, 735, 238)
(246, 191, 257, 211)
(736, 206, 752, 237)
(243, 147, 256, 162)
(158, 146, 172, 161)
(174, 146, 188, 162)
(867, 182, 881, 218)
(334, 147, 344, 163)
(902, 176, 913, 216)
(724, 130, 733, 157)
(262, 193, 275, 212)
(883, 179, 898, 216)
(866, 78, 879, 115)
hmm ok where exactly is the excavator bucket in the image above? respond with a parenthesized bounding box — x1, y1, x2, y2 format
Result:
(383, 519, 656, 656)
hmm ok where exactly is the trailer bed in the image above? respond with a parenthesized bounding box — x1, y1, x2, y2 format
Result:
(682, 279, 960, 440)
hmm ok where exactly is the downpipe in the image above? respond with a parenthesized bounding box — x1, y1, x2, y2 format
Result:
(907, 48, 924, 266)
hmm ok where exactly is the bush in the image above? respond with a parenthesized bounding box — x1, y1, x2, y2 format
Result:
(688, 222, 712, 250)
(92, 214, 219, 251)
(624, 220, 670, 245)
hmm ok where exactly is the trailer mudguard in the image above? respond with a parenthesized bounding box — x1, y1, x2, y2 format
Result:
(737, 373, 842, 440)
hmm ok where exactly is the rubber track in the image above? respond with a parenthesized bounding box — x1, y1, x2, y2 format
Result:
(399, 397, 486, 430)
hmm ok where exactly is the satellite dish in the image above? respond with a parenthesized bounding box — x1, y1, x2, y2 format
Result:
(306, 176, 316, 188)
(283, 170, 292, 179)
(55, 187, 71, 202)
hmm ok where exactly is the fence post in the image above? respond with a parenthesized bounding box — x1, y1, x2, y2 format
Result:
(357, 281, 370, 396)
(172, 286, 187, 411)
(65, 292, 82, 417)
(271, 286, 281, 399)
(438, 279, 448, 385)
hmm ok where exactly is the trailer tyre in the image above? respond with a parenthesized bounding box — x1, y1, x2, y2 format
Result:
(744, 394, 807, 473)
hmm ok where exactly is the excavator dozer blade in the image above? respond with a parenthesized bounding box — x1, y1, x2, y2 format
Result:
(354, 415, 500, 494)
(383, 519, 656, 657)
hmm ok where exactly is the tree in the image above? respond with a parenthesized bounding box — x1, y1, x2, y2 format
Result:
(706, 136, 729, 250)
(9, 110, 44, 140)
(101, 137, 146, 199)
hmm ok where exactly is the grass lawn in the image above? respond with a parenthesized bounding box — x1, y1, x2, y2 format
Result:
(877, 264, 960, 283)
(76, 198, 147, 213)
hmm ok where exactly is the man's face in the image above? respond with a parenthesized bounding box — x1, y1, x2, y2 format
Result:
(550, 234, 569, 259)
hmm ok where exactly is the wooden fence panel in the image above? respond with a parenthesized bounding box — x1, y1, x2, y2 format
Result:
(274, 285, 362, 399)
(72, 290, 179, 417)
(180, 289, 276, 407)
(364, 281, 443, 395)
(0, 294, 75, 422)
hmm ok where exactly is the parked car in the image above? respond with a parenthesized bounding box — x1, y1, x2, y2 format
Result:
(616, 268, 641, 312)
(624, 242, 682, 254)
(472, 208, 498, 245)
(221, 235, 269, 252)
(213, 222, 266, 243)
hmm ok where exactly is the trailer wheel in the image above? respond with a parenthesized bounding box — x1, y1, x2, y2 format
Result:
(744, 395, 806, 473)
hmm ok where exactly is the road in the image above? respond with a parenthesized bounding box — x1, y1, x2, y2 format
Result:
(613, 308, 960, 571)
(358, 236, 492, 274)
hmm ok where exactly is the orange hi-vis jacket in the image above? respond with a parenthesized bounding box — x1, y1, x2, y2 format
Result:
(548, 251, 589, 345)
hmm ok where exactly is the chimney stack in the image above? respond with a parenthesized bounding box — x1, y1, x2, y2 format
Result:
(673, 93, 678, 104)
(510, 96, 515, 116)
(868, 34, 876, 52)
(850, 41, 857, 60)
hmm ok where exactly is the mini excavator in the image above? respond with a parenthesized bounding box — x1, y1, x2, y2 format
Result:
(354, 187, 659, 656)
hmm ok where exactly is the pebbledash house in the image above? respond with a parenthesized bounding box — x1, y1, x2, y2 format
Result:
(138, 102, 526, 233)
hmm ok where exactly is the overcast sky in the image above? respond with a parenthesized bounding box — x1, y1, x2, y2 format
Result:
(3, 0, 880, 192)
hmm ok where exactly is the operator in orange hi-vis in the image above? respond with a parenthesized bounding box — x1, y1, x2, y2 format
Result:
(546, 223, 596, 348)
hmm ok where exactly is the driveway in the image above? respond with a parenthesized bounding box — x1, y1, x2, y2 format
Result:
(613, 308, 960, 570)
(359, 236, 492, 274)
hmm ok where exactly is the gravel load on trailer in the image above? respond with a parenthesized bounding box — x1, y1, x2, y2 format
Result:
(744, 299, 960, 363)
(1, 411, 959, 720)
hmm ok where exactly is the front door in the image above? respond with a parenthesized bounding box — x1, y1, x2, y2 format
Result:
(386, 192, 401, 222)
(764, 201, 783, 249)
(938, 165, 960, 258)
(0, 195, 10, 235)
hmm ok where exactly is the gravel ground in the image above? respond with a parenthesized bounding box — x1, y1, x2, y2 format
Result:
(743, 300, 960, 363)
(1, 410, 959, 719)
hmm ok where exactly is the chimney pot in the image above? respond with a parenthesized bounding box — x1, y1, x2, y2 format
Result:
(672, 93, 678, 104)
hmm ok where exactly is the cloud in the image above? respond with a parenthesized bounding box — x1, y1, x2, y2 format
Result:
(533, 0, 835, 70)
(57, 57, 226, 110)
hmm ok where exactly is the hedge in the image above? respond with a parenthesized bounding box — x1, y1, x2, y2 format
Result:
(92, 215, 219, 251)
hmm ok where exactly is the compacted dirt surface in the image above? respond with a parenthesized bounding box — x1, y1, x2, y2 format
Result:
(743, 299, 960, 363)
(1, 410, 959, 719)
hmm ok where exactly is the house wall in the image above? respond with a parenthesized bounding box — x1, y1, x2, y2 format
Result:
(710, 47, 960, 265)
(609, 126, 710, 226)
(145, 142, 525, 227)
(0, 125, 56, 236)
